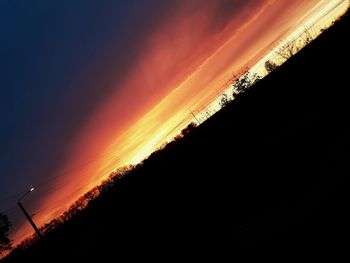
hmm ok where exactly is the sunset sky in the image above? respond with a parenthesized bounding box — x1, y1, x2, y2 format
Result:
(0, 0, 348, 245)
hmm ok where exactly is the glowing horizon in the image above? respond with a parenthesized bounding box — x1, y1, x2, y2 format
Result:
(10, 0, 348, 247)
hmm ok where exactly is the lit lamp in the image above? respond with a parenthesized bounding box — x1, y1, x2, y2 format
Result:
(18, 187, 42, 238)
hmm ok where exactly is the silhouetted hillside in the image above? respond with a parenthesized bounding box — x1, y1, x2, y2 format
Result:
(4, 11, 350, 261)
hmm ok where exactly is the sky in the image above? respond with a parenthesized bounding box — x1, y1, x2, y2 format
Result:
(0, 0, 347, 246)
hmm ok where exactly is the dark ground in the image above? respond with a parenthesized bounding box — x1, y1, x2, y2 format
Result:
(5, 11, 350, 262)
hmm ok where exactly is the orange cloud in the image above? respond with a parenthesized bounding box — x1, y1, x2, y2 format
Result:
(13, 0, 342, 245)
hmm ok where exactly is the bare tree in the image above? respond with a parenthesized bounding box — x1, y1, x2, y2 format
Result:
(275, 38, 299, 60)
(300, 26, 314, 45)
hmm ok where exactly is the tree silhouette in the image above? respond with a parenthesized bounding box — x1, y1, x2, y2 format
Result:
(0, 213, 12, 255)
(174, 122, 198, 141)
(265, 60, 278, 73)
(219, 93, 229, 108)
(233, 71, 261, 94)
(180, 122, 197, 137)
(275, 38, 299, 60)
(300, 26, 316, 45)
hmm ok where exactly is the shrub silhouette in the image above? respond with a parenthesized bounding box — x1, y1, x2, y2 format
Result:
(264, 60, 278, 73)
(0, 213, 12, 256)
(219, 93, 229, 108)
(233, 71, 261, 94)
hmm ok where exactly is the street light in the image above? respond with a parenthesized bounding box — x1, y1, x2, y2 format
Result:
(18, 187, 42, 238)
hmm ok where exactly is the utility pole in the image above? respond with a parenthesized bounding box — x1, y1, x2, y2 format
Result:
(18, 187, 42, 238)
(189, 109, 201, 125)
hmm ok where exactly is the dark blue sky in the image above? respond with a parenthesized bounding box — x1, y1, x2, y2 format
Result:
(0, 0, 181, 219)
(0, 1, 174, 195)
(0, 1, 112, 201)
